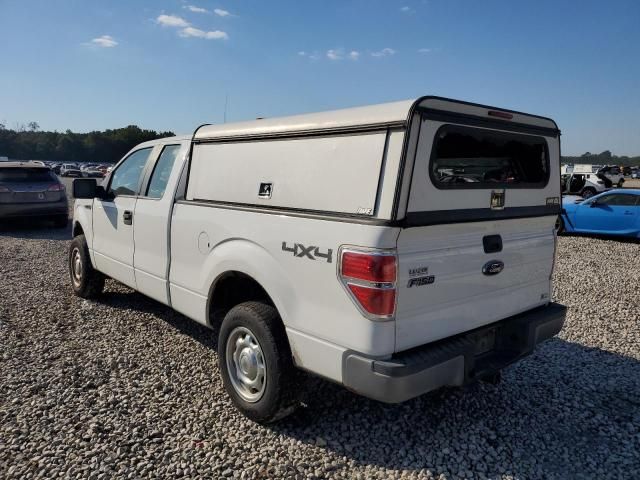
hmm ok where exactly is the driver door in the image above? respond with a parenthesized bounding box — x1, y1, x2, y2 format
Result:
(573, 193, 638, 232)
(92, 147, 155, 289)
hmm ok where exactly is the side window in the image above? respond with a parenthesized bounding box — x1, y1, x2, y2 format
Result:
(597, 194, 637, 206)
(109, 148, 153, 197)
(145, 145, 181, 199)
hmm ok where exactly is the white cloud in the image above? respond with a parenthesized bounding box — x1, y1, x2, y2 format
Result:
(179, 27, 228, 40)
(156, 14, 190, 28)
(418, 48, 432, 54)
(184, 5, 209, 14)
(214, 8, 232, 17)
(325, 49, 360, 61)
(371, 47, 396, 57)
(298, 51, 307, 56)
(326, 49, 342, 60)
(90, 35, 118, 48)
(400, 6, 412, 12)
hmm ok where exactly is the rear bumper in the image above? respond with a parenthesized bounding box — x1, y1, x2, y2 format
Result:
(342, 302, 566, 403)
(0, 199, 68, 218)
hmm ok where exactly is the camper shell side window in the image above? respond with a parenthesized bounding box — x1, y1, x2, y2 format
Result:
(428, 124, 550, 189)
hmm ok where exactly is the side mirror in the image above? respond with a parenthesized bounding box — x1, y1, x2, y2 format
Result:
(73, 178, 97, 199)
(73, 178, 109, 199)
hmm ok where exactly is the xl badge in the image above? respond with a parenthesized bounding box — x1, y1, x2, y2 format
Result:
(490, 189, 505, 210)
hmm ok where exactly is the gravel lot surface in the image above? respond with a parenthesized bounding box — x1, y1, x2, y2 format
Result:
(1, 221, 639, 479)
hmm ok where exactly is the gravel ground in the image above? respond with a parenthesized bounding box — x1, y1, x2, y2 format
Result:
(1, 222, 639, 479)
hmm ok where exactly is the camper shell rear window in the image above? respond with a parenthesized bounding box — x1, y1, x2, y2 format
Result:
(429, 124, 550, 189)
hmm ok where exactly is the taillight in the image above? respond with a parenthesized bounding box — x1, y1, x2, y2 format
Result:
(341, 251, 396, 283)
(48, 183, 65, 191)
(340, 248, 397, 319)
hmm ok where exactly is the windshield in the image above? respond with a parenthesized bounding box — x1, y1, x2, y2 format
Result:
(430, 125, 550, 189)
(0, 168, 56, 183)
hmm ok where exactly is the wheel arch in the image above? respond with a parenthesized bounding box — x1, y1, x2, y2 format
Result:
(207, 270, 277, 325)
(201, 239, 296, 331)
(72, 220, 84, 237)
(71, 201, 95, 266)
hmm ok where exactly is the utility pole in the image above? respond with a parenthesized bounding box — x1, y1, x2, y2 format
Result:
(223, 94, 229, 124)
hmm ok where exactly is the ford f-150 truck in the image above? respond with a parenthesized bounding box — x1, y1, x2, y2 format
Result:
(69, 96, 566, 423)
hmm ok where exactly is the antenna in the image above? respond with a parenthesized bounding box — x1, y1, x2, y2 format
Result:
(223, 93, 229, 123)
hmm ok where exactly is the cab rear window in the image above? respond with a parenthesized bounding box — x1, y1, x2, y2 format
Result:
(429, 125, 550, 189)
(0, 168, 56, 182)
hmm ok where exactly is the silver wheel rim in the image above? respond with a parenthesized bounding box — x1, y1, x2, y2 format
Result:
(555, 216, 562, 232)
(226, 326, 266, 403)
(71, 248, 83, 287)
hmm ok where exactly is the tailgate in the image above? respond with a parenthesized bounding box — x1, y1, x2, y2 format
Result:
(395, 217, 555, 351)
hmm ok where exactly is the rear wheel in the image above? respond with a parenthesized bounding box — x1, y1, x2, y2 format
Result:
(555, 215, 565, 234)
(69, 234, 105, 298)
(581, 188, 596, 199)
(218, 301, 299, 423)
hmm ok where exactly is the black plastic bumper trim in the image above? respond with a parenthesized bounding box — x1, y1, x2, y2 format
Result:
(342, 302, 566, 403)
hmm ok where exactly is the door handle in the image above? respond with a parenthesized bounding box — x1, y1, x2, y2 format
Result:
(624, 211, 633, 215)
(123, 210, 133, 225)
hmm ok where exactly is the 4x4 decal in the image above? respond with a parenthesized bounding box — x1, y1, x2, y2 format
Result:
(282, 242, 333, 263)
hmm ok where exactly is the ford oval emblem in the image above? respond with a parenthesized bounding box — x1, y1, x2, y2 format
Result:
(482, 260, 504, 276)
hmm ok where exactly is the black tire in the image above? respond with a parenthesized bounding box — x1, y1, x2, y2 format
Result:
(618, 178, 625, 188)
(69, 234, 105, 298)
(555, 215, 565, 234)
(581, 188, 596, 199)
(218, 301, 299, 423)
(54, 215, 69, 228)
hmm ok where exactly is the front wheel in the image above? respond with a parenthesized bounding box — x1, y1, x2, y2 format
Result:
(69, 234, 105, 298)
(218, 301, 299, 423)
(581, 188, 596, 199)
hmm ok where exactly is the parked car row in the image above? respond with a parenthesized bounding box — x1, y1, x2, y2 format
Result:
(16, 160, 114, 178)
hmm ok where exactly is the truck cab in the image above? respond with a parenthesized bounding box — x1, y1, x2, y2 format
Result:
(70, 96, 566, 423)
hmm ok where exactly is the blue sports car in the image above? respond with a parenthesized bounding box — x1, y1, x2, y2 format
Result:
(558, 189, 640, 238)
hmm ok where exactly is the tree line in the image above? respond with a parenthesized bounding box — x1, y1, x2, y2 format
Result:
(1, 123, 638, 167)
(562, 150, 640, 167)
(0, 123, 174, 164)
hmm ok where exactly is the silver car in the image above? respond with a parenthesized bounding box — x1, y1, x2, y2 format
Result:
(0, 162, 69, 227)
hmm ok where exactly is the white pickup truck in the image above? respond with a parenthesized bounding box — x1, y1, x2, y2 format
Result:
(70, 96, 566, 423)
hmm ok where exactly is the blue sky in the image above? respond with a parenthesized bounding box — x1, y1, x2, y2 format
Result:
(1, 0, 639, 156)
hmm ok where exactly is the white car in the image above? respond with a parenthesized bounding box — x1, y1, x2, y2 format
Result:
(561, 172, 608, 198)
(69, 96, 566, 423)
(597, 166, 625, 187)
(60, 163, 83, 177)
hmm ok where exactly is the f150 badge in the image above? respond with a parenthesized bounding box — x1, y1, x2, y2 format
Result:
(282, 242, 333, 263)
(408, 276, 435, 288)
